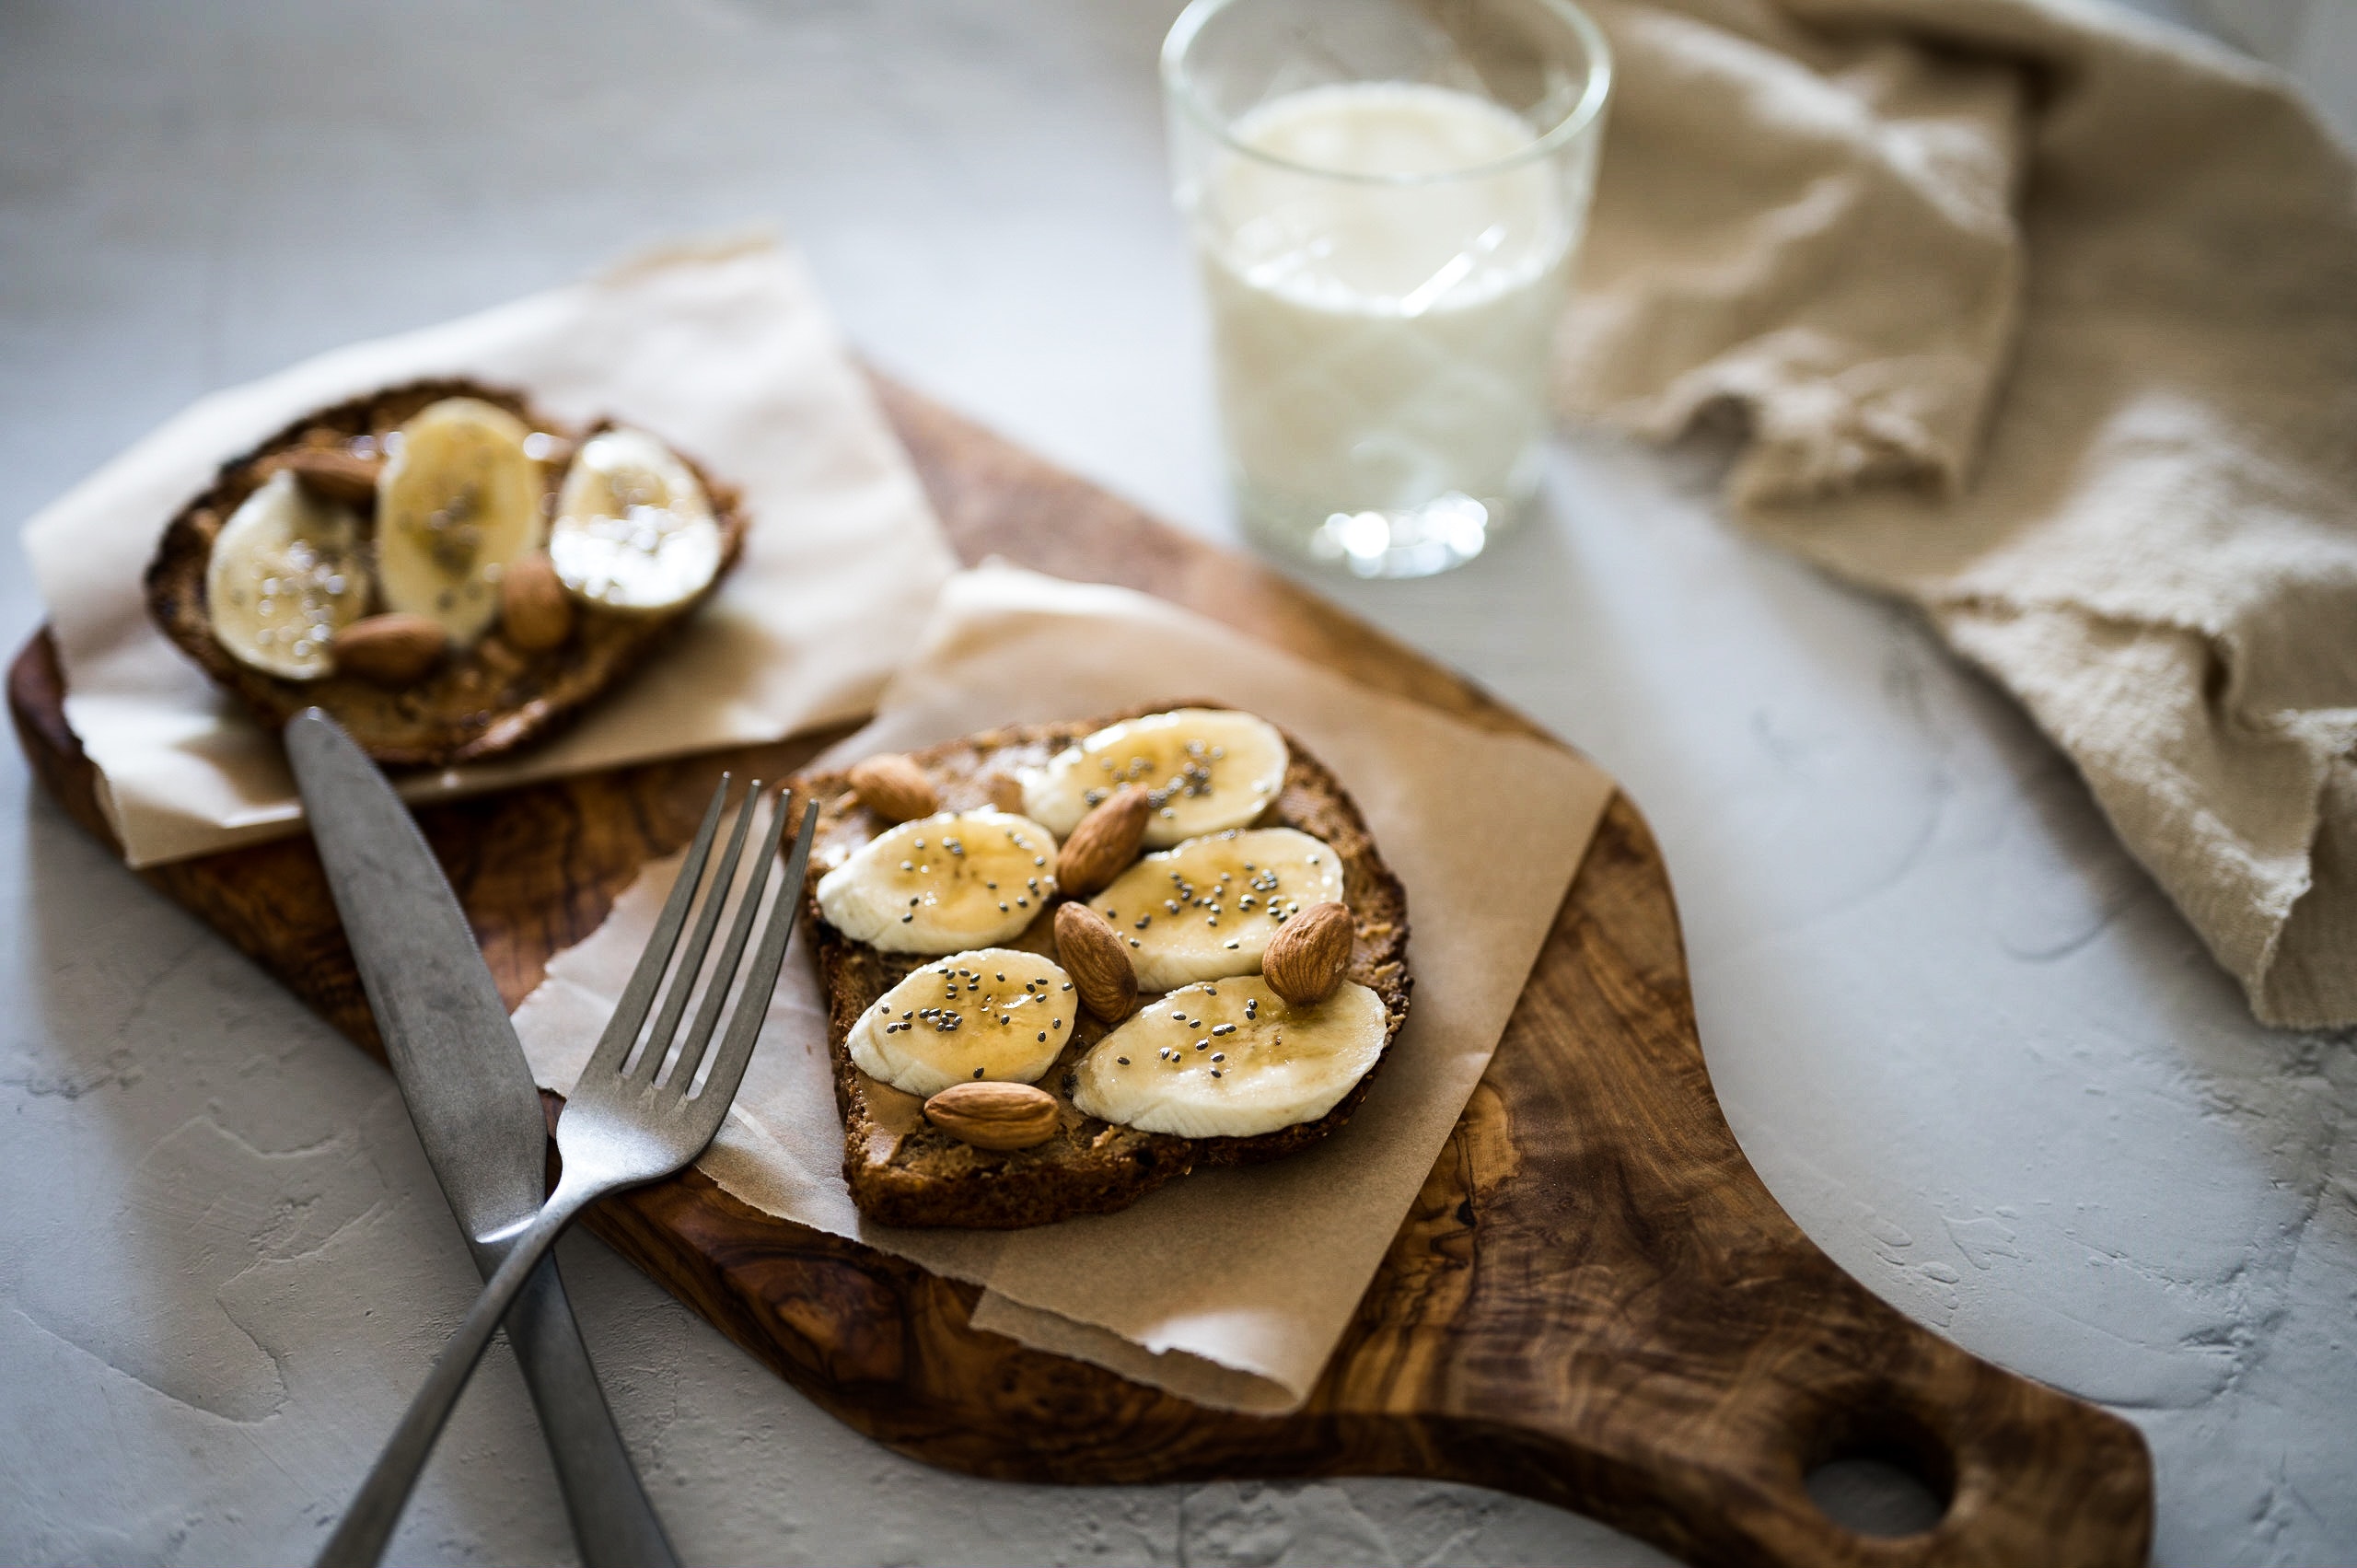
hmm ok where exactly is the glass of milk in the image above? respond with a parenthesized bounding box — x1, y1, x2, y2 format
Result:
(1163, 0, 1610, 577)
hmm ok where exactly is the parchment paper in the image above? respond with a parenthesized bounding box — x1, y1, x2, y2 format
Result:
(513, 563, 1614, 1411)
(20, 236, 958, 867)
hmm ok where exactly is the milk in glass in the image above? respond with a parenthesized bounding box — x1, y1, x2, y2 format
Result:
(1195, 83, 1578, 572)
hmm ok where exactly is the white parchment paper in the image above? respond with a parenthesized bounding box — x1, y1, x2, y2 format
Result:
(22, 236, 958, 866)
(514, 563, 1614, 1411)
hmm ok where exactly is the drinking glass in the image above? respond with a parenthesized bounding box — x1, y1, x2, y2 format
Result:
(1162, 0, 1611, 578)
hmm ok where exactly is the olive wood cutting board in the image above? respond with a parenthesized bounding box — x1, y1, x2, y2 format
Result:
(9, 376, 2152, 1568)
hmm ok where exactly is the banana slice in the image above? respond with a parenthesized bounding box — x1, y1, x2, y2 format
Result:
(1072, 976, 1387, 1138)
(204, 470, 371, 680)
(550, 428, 723, 613)
(847, 948, 1077, 1096)
(1024, 708, 1287, 847)
(376, 398, 544, 647)
(817, 810, 1062, 954)
(1087, 827, 1341, 991)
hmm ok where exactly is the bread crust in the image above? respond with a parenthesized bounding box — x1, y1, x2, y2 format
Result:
(795, 704, 1412, 1229)
(143, 377, 750, 768)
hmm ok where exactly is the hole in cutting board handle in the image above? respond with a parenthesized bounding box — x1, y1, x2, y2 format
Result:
(1806, 1455, 1949, 1538)
(1801, 1404, 1956, 1540)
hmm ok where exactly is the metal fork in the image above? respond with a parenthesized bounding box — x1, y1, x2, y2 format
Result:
(316, 778, 819, 1568)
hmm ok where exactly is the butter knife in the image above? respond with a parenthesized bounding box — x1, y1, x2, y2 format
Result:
(286, 710, 678, 1568)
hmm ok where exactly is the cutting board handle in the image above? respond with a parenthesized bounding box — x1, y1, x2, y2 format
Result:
(1366, 793, 2155, 1567)
(1488, 1302, 2159, 1567)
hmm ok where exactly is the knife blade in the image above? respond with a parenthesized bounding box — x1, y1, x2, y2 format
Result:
(286, 710, 678, 1568)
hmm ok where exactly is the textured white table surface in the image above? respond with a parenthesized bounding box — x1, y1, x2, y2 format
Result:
(3, 3, 2351, 1565)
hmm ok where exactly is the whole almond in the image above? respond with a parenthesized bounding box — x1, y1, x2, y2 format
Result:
(983, 772, 1027, 814)
(1055, 901, 1138, 1021)
(271, 447, 383, 506)
(1054, 784, 1151, 898)
(849, 753, 938, 823)
(1262, 900, 1354, 1006)
(923, 1080, 1059, 1151)
(333, 612, 447, 687)
(500, 553, 575, 652)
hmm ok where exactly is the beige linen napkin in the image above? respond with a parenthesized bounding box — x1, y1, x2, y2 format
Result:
(1562, 0, 2357, 1028)
(513, 563, 1613, 1411)
(21, 236, 958, 867)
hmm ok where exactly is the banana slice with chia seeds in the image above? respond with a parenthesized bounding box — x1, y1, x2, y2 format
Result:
(847, 948, 1077, 1097)
(550, 428, 723, 613)
(375, 398, 544, 647)
(204, 470, 371, 680)
(1023, 708, 1287, 847)
(817, 810, 1062, 954)
(1087, 826, 1341, 991)
(1072, 975, 1387, 1138)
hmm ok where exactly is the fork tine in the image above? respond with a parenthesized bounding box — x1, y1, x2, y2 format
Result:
(685, 799, 818, 1126)
(630, 779, 761, 1086)
(581, 776, 729, 1081)
(659, 786, 795, 1101)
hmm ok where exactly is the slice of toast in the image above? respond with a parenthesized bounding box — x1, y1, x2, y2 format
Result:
(794, 705, 1411, 1229)
(144, 377, 749, 768)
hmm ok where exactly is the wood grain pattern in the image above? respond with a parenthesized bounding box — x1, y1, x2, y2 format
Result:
(7, 375, 2153, 1568)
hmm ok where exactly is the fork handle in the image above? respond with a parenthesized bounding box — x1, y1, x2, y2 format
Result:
(317, 1176, 604, 1568)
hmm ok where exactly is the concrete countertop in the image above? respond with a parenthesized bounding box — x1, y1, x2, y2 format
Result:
(2, 2, 2349, 1563)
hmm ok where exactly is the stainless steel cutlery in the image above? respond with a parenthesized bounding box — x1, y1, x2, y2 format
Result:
(291, 710, 815, 1568)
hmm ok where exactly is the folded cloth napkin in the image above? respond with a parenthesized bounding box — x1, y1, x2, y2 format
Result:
(1562, 0, 2357, 1028)
(512, 563, 1615, 1411)
(21, 236, 958, 867)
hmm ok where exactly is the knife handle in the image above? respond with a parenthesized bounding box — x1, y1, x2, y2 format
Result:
(496, 1248, 680, 1568)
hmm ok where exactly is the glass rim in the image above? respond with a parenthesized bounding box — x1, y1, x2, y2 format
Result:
(1159, 0, 1613, 188)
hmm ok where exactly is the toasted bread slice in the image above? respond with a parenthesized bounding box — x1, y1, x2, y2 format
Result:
(144, 377, 749, 768)
(795, 705, 1411, 1229)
